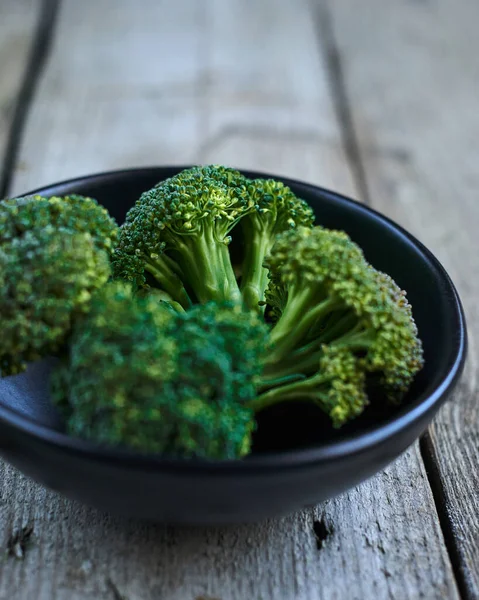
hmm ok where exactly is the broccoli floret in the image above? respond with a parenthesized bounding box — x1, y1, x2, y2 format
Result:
(0, 194, 118, 252)
(52, 286, 268, 459)
(239, 179, 314, 311)
(176, 301, 268, 405)
(366, 269, 425, 400)
(51, 282, 179, 452)
(250, 346, 368, 427)
(0, 194, 117, 376)
(0, 168, 426, 455)
(0, 229, 111, 375)
(112, 165, 254, 306)
(263, 226, 371, 361)
(258, 226, 424, 419)
(165, 302, 267, 457)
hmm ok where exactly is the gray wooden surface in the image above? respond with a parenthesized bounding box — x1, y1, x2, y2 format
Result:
(0, 0, 37, 193)
(328, 1, 479, 597)
(0, 1, 477, 599)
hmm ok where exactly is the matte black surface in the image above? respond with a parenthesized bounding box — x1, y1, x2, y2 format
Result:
(0, 167, 467, 524)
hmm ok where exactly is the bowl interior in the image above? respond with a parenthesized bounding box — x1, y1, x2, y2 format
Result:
(0, 167, 463, 454)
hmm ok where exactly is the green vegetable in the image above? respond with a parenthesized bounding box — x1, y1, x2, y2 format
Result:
(239, 178, 314, 311)
(113, 167, 314, 312)
(51, 282, 178, 453)
(0, 194, 118, 252)
(52, 283, 268, 459)
(0, 194, 117, 375)
(112, 165, 254, 306)
(256, 226, 424, 425)
(251, 346, 367, 428)
(0, 166, 425, 459)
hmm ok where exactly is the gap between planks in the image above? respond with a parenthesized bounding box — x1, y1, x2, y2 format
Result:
(310, 0, 371, 205)
(0, 0, 60, 198)
(310, 8, 464, 594)
(311, 1, 462, 588)
(326, 0, 479, 597)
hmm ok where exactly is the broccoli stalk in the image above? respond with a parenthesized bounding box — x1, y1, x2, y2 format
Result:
(113, 235, 192, 309)
(143, 250, 192, 308)
(164, 221, 239, 304)
(250, 346, 368, 428)
(239, 179, 314, 312)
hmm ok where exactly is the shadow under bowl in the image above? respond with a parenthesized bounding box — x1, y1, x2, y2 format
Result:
(0, 166, 467, 524)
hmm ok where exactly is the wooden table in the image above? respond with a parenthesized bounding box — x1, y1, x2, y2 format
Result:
(0, 1, 477, 598)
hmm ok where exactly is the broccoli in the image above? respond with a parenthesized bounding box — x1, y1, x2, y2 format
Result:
(51, 282, 179, 453)
(0, 194, 117, 376)
(0, 194, 118, 252)
(250, 346, 368, 428)
(164, 301, 267, 457)
(52, 283, 269, 459)
(239, 178, 314, 311)
(113, 167, 315, 312)
(0, 166, 425, 457)
(112, 165, 254, 306)
(254, 226, 424, 424)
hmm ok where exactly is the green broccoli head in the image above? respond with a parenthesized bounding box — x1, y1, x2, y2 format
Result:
(365, 269, 424, 400)
(52, 286, 268, 459)
(239, 179, 315, 312)
(175, 301, 269, 403)
(245, 179, 314, 234)
(263, 225, 370, 355)
(0, 193, 118, 375)
(112, 165, 253, 306)
(258, 225, 424, 422)
(0, 229, 111, 375)
(0, 194, 118, 252)
(159, 301, 268, 458)
(51, 282, 179, 452)
(165, 301, 268, 458)
(316, 346, 369, 426)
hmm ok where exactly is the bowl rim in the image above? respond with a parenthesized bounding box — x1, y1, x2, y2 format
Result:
(0, 166, 467, 473)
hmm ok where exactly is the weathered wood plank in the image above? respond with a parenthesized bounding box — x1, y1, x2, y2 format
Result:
(2, 1, 459, 598)
(0, 0, 38, 189)
(0, 445, 458, 600)
(327, 0, 479, 597)
(11, 0, 354, 195)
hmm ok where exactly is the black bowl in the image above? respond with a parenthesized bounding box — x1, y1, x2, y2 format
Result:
(0, 167, 467, 524)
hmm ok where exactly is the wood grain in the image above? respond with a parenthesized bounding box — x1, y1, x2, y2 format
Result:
(0, 0, 38, 187)
(0, 445, 458, 600)
(1, 0, 460, 598)
(327, 0, 479, 597)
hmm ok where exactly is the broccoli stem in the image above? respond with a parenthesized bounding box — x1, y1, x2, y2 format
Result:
(257, 373, 307, 389)
(281, 312, 360, 368)
(144, 259, 192, 309)
(149, 289, 185, 313)
(260, 318, 372, 388)
(248, 370, 333, 412)
(161, 252, 185, 279)
(312, 311, 358, 345)
(219, 239, 243, 302)
(267, 290, 341, 364)
(171, 227, 241, 304)
(304, 307, 348, 342)
(240, 229, 272, 312)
